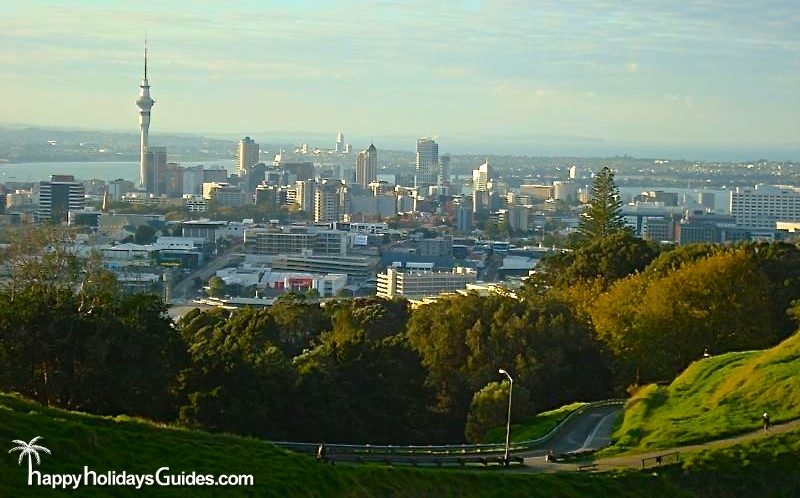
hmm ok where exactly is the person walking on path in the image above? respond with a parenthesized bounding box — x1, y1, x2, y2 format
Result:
(762, 412, 770, 434)
(316, 442, 328, 463)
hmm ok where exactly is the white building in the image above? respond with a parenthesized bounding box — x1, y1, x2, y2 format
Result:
(553, 181, 578, 203)
(472, 160, 491, 192)
(237, 137, 260, 174)
(184, 194, 208, 212)
(376, 267, 477, 299)
(730, 185, 800, 229)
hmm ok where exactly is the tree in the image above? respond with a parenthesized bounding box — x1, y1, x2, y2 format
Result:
(593, 250, 782, 388)
(577, 167, 628, 243)
(527, 231, 660, 292)
(207, 276, 226, 298)
(134, 224, 156, 245)
(465, 381, 530, 443)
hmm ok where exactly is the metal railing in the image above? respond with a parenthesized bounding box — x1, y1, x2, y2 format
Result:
(272, 399, 625, 458)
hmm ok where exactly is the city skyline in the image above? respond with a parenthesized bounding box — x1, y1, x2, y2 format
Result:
(1, 1, 799, 160)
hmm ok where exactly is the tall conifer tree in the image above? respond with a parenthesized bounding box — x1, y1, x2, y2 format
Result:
(577, 166, 628, 242)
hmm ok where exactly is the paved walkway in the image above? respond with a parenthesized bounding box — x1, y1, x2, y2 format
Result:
(519, 417, 800, 473)
(593, 417, 800, 471)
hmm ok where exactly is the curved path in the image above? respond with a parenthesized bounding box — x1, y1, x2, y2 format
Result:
(524, 416, 800, 473)
(518, 404, 622, 457)
(275, 402, 624, 466)
(594, 417, 800, 470)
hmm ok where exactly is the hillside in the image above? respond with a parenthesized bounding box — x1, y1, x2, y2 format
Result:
(610, 332, 800, 452)
(2, 391, 800, 497)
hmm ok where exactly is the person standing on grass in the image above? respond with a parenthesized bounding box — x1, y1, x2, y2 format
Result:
(763, 412, 770, 434)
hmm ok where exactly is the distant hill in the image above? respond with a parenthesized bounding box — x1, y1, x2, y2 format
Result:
(611, 332, 800, 452)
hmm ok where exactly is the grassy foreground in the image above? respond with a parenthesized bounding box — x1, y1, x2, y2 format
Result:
(2, 392, 800, 497)
(610, 332, 800, 452)
(484, 402, 587, 443)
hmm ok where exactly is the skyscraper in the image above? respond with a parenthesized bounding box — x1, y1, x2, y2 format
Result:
(472, 159, 491, 192)
(143, 146, 167, 195)
(335, 131, 344, 153)
(355, 144, 378, 188)
(237, 137, 260, 174)
(568, 165, 579, 180)
(315, 179, 350, 223)
(136, 42, 155, 188)
(415, 137, 439, 192)
(37, 175, 85, 223)
(472, 159, 492, 214)
(438, 154, 451, 186)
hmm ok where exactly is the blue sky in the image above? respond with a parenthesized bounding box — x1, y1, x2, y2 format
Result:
(1, 1, 798, 158)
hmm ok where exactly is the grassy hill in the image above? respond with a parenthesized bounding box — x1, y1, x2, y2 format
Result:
(484, 402, 587, 443)
(2, 391, 800, 497)
(610, 332, 800, 452)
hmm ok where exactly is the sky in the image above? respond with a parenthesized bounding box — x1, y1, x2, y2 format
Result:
(1, 1, 799, 159)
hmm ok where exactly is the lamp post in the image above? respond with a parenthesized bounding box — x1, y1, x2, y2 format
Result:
(499, 368, 513, 466)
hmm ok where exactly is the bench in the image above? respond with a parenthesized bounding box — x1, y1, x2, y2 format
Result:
(642, 451, 680, 469)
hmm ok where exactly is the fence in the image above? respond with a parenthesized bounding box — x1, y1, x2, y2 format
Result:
(273, 399, 625, 459)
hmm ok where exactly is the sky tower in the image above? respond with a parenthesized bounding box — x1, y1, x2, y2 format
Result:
(136, 41, 155, 188)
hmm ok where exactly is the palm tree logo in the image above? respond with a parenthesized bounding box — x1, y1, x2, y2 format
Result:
(9, 437, 51, 485)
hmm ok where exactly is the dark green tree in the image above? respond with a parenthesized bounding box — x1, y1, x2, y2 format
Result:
(207, 276, 226, 298)
(527, 231, 660, 292)
(577, 167, 628, 243)
(134, 224, 157, 244)
(465, 381, 531, 443)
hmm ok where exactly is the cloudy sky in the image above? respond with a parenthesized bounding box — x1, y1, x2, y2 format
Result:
(1, 1, 798, 158)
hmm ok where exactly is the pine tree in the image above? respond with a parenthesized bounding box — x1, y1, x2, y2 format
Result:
(577, 167, 628, 242)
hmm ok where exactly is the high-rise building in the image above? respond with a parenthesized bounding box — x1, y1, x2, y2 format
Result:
(553, 181, 579, 203)
(143, 146, 167, 195)
(568, 165, 579, 180)
(295, 179, 316, 212)
(136, 43, 155, 188)
(335, 131, 344, 153)
(108, 179, 135, 201)
(472, 160, 491, 192)
(456, 206, 473, 233)
(315, 179, 350, 223)
(415, 137, 439, 192)
(438, 154, 451, 186)
(237, 137, 260, 174)
(162, 162, 185, 197)
(202, 168, 228, 184)
(698, 192, 716, 211)
(37, 175, 85, 223)
(730, 185, 800, 229)
(355, 144, 378, 188)
(280, 162, 315, 183)
(182, 165, 205, 195)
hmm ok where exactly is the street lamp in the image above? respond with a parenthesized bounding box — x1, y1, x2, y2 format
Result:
(499, 368, 513, 466)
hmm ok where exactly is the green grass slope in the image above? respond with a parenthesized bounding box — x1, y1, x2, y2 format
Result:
(611, 332, 800, 452)
(2, 391, 800, 497)
(485, 402, 587, 443)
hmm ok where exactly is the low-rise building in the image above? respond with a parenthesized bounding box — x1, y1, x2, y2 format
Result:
(376, 266, 477, 299)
